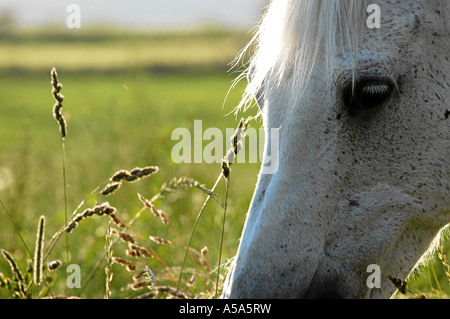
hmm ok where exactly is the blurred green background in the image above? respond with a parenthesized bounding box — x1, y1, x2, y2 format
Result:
(0, 2, 448, 299)
(0, 5, 263, 298)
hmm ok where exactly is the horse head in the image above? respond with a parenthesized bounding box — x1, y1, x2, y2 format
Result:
(223, 0, 450, 298)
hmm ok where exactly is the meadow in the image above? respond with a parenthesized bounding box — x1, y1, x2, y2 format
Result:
(0, 26, 448, 299)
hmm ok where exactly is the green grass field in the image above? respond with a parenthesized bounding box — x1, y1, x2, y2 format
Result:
(0, 27, 448, 299)
(0, 27, 262, 299)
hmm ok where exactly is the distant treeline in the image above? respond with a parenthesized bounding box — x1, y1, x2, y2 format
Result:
(0, 23, 250, 44)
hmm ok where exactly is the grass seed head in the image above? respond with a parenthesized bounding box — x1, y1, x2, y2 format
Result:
(133, 270, 146, 281)
(100, 182, 122, 196)
(159, 210, 169, 224)
(50, 68, 67, 138)
(126, 264, 136, 272)
(188, 247, 211, 271)
(48, 260, 62, 271)
(110, 166, 159, 183)
(127, 248, 140, 258)
(112, 256, 132, 265)
(145, 266, 157, 289)
(33, 215, 45, 285)
(149, 236, 171, 245)
(112, 229, 135, 244)
(1, 249, 26, 296)
(138, 193, 159, 217)
(66, 203, 117, 233)
(187, 274, 196, 286)
(65, 221, 77, 233)
(156, 286, 187, 299)
(221, 159, 230, 179)
(129, 244, 153, 258)
(111, 170, 130, 182)
(387, 275, 407, 294)
(131, 280, 148, 290)
(138, 291, 156, 299)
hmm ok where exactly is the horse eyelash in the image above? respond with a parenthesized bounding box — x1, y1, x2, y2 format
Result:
(360, 84, 391, 96)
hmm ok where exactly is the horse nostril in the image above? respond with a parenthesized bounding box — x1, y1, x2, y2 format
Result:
(342, 77, 395, 116)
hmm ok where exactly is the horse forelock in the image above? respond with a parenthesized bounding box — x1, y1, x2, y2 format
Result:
(235, 0, 381, 114)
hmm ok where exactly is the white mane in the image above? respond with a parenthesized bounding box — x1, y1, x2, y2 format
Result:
(235, 0, 373, 113)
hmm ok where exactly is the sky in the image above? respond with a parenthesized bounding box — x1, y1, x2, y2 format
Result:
(0, 0, 268, 30)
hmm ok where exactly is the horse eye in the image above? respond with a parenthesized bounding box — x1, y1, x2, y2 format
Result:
(343, 80, 394, 116)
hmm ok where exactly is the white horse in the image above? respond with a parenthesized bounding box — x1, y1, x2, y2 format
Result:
(223, 0, 450, 298)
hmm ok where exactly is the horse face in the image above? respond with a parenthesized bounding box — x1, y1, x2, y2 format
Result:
(223, 0, 450, 298)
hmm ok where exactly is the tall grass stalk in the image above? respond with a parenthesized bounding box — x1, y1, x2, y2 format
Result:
(215, 173, 230, 298)
(104, 223, 113, 299)
(177, 174, 222, 291)
(50, 67, 70, 295)
(430, 263, 444, 298)
(437, 245, 450, 284)
(138, 192, 212, 293)
(0, 199, 32, 257)
(177, 117, 251, 297)
(61, 142, 69, 277)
